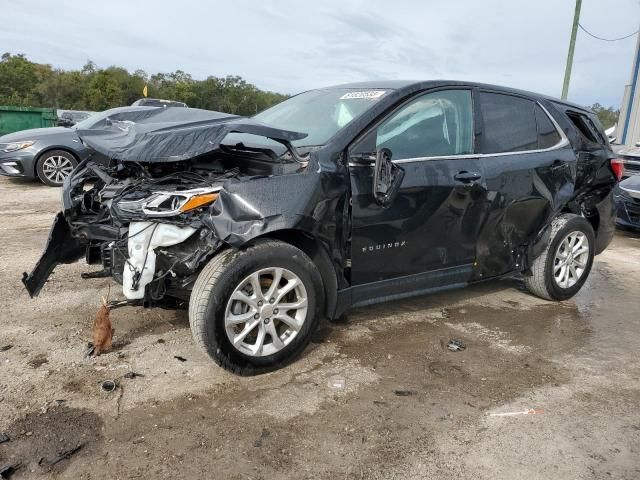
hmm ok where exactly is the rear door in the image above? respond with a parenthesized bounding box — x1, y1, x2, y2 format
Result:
(473, 91, 576, 278)
(348, 88, 489, 286)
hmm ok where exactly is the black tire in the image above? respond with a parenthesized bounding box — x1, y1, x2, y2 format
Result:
(35, 149, 78, 187)
(524, 214, 595, 301)
(189, 240, 323, 375)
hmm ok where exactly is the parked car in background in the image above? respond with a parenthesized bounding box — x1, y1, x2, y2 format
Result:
(23, 80, 621, 374)
(616, 145, 640, 178)
(0, 106, 219, 186)
(615, 176, 640, 230)
(56, 110, 95, 127)
(131, 98, 188, 108)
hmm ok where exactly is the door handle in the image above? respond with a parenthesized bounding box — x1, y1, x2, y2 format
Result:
(454, 171, 482, 183)
(550, 160, 565, 171)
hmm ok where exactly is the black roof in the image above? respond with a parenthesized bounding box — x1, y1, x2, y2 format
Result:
(323, 80, 590, 113)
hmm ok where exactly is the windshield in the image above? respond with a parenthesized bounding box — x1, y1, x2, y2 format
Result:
(253, 88, 389, 146)
(72, 110, 112, 130)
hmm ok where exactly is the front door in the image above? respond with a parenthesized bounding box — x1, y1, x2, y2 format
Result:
(348, 88, 489, 286)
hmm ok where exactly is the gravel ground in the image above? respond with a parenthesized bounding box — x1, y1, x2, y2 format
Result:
(0, 176, 639, 479)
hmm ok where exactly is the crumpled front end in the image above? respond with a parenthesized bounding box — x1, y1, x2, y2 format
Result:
(22, 159, 233, 302)
(22, 113, 314, 304)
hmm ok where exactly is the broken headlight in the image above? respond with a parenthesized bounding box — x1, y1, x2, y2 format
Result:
(116, 187, 220, 217)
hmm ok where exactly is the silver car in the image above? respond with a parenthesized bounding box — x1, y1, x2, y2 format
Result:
(0, 106, 160, 186)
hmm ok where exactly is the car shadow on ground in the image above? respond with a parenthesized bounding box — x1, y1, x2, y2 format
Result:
(319, 276, 526, 339)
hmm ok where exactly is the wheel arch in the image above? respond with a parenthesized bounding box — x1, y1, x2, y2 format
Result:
(247, 229, 339, 320)
(527, 205, 599, 272)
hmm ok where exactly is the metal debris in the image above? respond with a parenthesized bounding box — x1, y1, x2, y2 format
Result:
(0, 433, 9, 444)
(447, 339, 466, 352)
(40, 444, 85, 466)
(253, 428, 271, 447)
(83, 342, 95, 359)
(0, 463, 20, 479)
(174, 355, 187, 362)
(393, 389, 417, 396)
(100, 380, 117, 393)
(124, 371, 145, 379)
(327, 375, 346, 389)
(489, 408, 544, 417)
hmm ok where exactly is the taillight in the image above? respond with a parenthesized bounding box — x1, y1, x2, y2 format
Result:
(610, 158, 624, 181)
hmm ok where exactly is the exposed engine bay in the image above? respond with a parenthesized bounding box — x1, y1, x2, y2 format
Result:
(72, 151, 306, 302)
(22, 110, 312, 305)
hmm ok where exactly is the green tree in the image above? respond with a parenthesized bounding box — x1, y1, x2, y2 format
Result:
(591, 103, 619, 129)
(82, 70, 125, 110)
(0, 52, 287, 115)
(0, 53, 39, 106)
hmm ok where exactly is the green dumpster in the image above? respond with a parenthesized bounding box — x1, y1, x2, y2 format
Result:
(0, 106, 58, 136)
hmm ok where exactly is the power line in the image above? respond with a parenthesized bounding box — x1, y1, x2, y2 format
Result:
(578, 23, 639, 42)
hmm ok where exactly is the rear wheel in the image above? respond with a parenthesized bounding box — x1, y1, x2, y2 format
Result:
(524, 214, 595, 300)
(36, 150, 77, 187)
(189, 240, 323, 375)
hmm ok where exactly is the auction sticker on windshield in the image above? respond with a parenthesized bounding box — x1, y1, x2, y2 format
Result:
(340, 90, 387, 100)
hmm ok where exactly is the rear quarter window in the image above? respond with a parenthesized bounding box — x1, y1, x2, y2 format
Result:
(565, 110, 606, 145)
(534, 105, 562, 149)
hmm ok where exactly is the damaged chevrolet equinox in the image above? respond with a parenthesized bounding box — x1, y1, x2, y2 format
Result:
(24, 81, 621, 374)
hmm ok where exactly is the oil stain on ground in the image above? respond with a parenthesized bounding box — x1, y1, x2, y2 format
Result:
(0, 406, 103, 476)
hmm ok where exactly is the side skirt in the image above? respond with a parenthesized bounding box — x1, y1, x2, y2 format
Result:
(332, 264, 473, 319)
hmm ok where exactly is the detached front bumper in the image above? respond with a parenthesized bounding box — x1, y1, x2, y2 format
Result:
(22, 212, 84, 297)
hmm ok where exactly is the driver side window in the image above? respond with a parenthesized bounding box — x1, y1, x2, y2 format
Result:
(376, 89, 474, 160)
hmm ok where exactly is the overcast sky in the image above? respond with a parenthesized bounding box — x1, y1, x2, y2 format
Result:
(1, 0, 639, 108)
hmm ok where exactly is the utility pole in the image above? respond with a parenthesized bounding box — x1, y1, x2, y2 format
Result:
(561, 0, 582, 100)
(620, 29, 640, 144)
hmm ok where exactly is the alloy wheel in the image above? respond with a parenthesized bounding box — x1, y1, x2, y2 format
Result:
(41, 155, 74, 185)
(224, 267, 308, 357)
(553, 231, 590, 289)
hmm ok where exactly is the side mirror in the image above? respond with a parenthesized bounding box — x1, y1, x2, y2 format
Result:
(373, 148, 404, 206)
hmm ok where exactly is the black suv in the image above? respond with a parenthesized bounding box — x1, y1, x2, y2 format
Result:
(24, 81, 621, 374)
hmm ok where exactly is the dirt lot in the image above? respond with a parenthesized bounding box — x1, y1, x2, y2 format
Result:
(0, 176, 639, 479)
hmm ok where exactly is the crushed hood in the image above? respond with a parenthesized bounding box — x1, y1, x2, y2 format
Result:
(76, 107, 307, 163)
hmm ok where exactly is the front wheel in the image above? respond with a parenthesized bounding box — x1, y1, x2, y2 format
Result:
(36, 150, 78, 187)
(524, 214, 595, 301)
(189, 240, 323, 375)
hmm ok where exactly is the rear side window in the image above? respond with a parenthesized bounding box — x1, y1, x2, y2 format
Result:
(479, 92, 538, 153)
(534, 105, 562, 149)
(565, 111, 605, 144)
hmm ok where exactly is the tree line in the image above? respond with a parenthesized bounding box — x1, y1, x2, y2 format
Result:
(0, 53, 288, 116)
(0, 52, 621, 127)
(590, 103, 619, 130)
